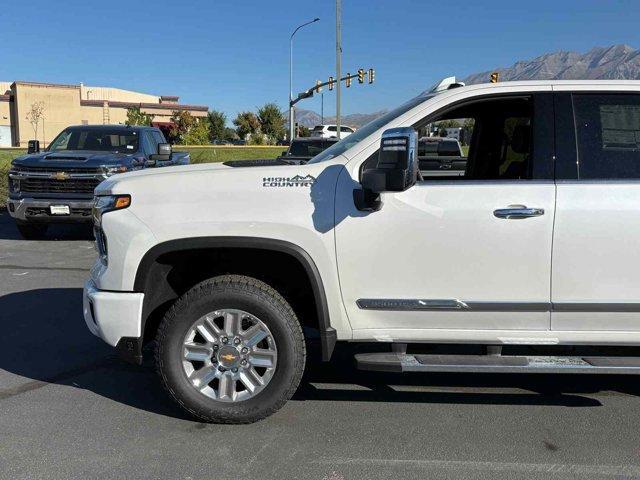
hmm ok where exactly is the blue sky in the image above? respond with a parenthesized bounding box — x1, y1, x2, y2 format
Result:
(1, 0, 639, 123)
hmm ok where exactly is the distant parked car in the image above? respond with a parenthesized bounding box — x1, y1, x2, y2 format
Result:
(277, 137, 339, 164)
(310, 124, 355, 139)
(232, 139, 247, 146)
(212, 139, 231, 145)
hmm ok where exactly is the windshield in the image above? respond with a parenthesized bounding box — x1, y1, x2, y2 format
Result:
(48, 128, 139, 153)
(308, 94, 434, 164)
(288, 139, 335, 157)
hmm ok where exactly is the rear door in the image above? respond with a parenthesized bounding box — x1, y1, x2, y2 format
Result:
(552, 90, 640, 331)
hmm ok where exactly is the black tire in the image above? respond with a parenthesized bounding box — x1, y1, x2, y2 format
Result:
(155, 274, 306, 424)
(16, 222, 48, 240)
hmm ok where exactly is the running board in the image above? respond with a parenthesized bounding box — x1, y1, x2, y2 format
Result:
(355, 353, 640, 374)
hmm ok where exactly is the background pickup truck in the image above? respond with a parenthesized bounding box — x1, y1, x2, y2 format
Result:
(418, 137, 467, 177)
(276, 137, 339, 164)
(7, 124, 188, 239)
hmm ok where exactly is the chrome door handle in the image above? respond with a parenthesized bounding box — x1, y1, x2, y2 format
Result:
(493, 205, 545, 219)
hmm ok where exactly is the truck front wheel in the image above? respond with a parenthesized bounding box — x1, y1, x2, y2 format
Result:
(155, 275, 306, 423)
(16, 221, 48, 240)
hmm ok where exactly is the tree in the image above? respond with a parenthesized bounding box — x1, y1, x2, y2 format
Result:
(25, 101, 45, 140)
(222, 127, 238, 142)
(257, 103, 286, 143)
(207, 110, 227, 142)
(125, 107, 153, 126)
(297, 125, 310, 137)
(168, 111, 212, 145)
(436, 119, 461, 129)
(183, 117, 212, 145)
(233, 111, 260, 139)
(169, 110, 196, 144)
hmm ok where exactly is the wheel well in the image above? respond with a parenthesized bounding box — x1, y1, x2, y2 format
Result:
(139, 245, 330, 358)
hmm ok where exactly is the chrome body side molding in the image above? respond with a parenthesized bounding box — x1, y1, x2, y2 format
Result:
(356, 299, 640, 313)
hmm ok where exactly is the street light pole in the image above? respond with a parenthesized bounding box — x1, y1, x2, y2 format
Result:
(335, 0, 342, 140)
(289, 17, 319, 141)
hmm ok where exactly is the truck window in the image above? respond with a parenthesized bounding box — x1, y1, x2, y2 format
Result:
(48, 128, 138, 153)
(141, 132, 157, 156)
(573, 94, 640, 179)
(152, 130, 166, 145)
(416, 96, 534, 180)
(359, 96, 535, 180)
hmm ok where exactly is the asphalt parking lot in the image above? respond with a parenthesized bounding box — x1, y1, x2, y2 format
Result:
(2, 211, 640, 480)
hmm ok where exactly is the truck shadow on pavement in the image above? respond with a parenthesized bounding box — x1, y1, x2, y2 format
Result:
(4, 287, 640, 421)
(0, 211, 93, 241)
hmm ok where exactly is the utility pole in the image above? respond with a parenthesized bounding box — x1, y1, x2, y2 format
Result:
(321, 92, 324, 124)
(335, 0, 342, 139)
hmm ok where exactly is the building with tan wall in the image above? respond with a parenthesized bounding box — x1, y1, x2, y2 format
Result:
(0, 81, 208, 147)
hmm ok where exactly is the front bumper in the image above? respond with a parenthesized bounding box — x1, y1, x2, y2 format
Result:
(8, 197, 94, 223)
(83, 279, 145, 364)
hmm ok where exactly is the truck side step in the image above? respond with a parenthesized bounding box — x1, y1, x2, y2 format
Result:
(354, 353, 640, 374)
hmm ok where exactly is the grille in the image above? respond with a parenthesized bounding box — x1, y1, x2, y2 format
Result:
(13, 166, 102, 175)
(25, 207, 92, 217)
(20, 177, 101, 194)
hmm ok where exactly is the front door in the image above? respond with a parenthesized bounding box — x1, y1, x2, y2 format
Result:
(335, 93, 556, 332)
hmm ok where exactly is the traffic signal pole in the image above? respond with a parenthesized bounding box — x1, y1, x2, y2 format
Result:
(289, 71, 374, 109)
(336, 0, 342, 139)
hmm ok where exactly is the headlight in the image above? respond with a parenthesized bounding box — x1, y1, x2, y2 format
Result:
(8, 174, 20, 193)
(93, 195, 131, 265)
(104, 165, 129, 176)
(92, 194, 131, 226)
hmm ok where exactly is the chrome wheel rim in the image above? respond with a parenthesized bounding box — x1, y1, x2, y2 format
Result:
(182, 309, 277, 402)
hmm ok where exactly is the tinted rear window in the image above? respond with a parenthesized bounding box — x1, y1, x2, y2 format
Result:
(573, 94, 640, 179)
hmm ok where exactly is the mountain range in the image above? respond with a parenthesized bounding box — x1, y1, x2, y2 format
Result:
(463, 44, 640, 84)
(295, 44, 640, 128)
(294, 109, 388, 129)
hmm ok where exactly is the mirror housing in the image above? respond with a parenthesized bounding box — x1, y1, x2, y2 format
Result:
(27, 140, 40, 154)
(149, 143, 172, 162)
(356, 127, 418, 211)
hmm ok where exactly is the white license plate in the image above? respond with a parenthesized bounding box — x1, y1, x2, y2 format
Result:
(50, 205, 70, 215)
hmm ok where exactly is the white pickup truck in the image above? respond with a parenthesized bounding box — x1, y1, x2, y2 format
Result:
(84, 77, 640, 423)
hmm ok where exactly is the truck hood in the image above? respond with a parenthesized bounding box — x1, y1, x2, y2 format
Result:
(11, 150, 135, 170)
(95, 157, 345, 196)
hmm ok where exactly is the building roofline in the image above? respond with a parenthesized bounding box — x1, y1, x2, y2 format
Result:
(11, 80, 79, 89)
(80, 99, 208, 111)
(7, 80, 207, 110)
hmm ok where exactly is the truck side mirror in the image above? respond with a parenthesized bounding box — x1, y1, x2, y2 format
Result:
(355, 127, 418, 211)
(27, 140, 40, 154)
(149, 143, 172, 162)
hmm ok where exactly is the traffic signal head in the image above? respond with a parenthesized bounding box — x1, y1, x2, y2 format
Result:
(315, 80, 322, 93)
(346, 73, 351, 88)
(328, 76, 334, 90)
(368, 68, 375, 84)
(490, 72, 499, 83)
(358, 68, 365, 84)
